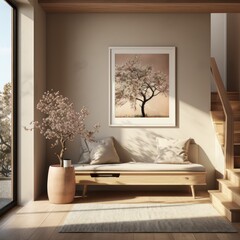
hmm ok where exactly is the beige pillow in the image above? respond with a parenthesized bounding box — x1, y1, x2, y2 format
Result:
(87, 137, 120, 165)
(79, 138, 91, 164)
(155, 137, 191, 164)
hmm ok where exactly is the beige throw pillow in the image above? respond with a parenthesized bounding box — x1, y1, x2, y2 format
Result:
(155, 137, 191, 164)
(87, 137, 120, 165)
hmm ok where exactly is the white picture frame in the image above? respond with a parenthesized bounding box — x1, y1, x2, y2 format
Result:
(109, 47, 176, 127)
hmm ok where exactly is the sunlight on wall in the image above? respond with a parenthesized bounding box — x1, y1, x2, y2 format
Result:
(18, 1, 34, 204)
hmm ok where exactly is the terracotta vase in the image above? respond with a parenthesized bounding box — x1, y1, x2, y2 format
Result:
(47, 165, 76, 204)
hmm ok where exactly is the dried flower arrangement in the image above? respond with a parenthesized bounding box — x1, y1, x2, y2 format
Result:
(25, 90, 100, 167)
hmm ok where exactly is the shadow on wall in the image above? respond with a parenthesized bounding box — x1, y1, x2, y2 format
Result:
(197, 145, 217, 190)
(115, 130, 161, 163)
(114, 129, 216, 189)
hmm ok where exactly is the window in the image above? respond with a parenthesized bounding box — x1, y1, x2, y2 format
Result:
(0, 0, 17, 215)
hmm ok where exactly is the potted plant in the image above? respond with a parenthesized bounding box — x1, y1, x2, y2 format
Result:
(25, 90, 99, 203)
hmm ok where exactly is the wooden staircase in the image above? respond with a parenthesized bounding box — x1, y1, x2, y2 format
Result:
(211, 92, 240, 169)
(209, 91, 240, 222)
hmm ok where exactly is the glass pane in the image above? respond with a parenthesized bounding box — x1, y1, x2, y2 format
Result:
(0, 0, 13, 209)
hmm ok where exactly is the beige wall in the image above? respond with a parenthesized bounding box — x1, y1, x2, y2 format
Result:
(33, 1, 47, 200)
(17, 0, 46, 204)
(46, 13, 217, 189)
(211, 14, 227, 88)
(227, 14, 240, 92)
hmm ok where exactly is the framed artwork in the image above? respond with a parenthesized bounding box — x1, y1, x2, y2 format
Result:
(109, 47, 176, 127)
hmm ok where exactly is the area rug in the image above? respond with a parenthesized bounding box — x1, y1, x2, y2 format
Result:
(59, 203, 237, 233)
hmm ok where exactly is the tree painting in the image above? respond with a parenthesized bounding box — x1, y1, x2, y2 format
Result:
(115, 54, 169, 118)
(0, 83, 11, 177)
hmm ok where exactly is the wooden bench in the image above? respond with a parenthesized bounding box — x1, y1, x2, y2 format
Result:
(74, 143, 206, 198)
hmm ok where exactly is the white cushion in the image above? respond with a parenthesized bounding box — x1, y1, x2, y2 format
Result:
(79, 151, 91, 164)
(155, 137, 191, 164)
(74, 162, 205, 172)
(87, 137, 120, 165)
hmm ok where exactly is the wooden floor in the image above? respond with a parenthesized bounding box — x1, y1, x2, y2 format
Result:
(0, 190, 240, 240)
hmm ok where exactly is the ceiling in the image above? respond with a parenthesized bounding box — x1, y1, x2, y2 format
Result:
(38, 0, 240, 13)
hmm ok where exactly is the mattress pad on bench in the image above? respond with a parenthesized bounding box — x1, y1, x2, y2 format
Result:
(74, 162, 205, 172)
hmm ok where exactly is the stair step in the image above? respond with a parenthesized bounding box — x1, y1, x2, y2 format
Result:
(211, 111, 240, 123)
(226, 169, 240, 187)
(234, 122, 240, 131)
(209, 190, 240, 222)
(211, 111, 225, 123)
(231, 101, 240, 111)
(213, 121, 240, 132)
(234, 156, 240, 168)
(211, 101, 240, 111)
(218, 179, 240, 206)
(211, 92, 240, 102)
(213, 122, 225, 134)
(234, 144, 240, 156)
(215, 133, 240, 145)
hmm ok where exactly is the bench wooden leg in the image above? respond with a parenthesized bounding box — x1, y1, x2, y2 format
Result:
(190, 185, 196, 199)
(83, 185, 87, 197)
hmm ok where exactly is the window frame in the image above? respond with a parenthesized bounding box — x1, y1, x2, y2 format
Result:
(0, 0, 18, 216)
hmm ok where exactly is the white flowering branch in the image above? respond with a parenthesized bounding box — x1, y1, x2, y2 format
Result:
(25, 90, 100, 167)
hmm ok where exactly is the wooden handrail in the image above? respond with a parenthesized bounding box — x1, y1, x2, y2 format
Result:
(210, 57, 234, 170)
